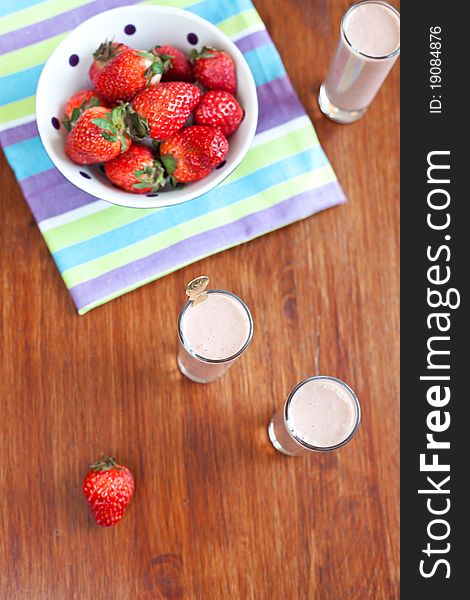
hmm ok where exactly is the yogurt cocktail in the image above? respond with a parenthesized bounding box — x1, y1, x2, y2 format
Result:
(319, 1, 400, 123)
(177, 289, 253, 383)
(268, 376, 361, 456)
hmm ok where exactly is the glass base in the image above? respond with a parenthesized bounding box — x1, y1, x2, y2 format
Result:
(318, 85, 367, 124)
(177, 355, 217, 384)
(268, 422, 297, 456)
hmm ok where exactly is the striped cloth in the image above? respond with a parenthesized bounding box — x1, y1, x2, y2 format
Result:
(0, 0, 345, 314)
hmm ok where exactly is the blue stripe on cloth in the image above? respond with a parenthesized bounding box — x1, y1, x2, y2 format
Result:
(0, 64, 43, 106)
(188, 0, 253, 23)
(54, 146, 328, 271)
(3, 136, 54, 179)
(243, 44, 285, 86)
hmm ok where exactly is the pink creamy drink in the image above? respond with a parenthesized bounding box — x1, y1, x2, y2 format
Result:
(268, 376, 361, 456)
(177, 290, 253, 383)
(319, 1, 400, 123)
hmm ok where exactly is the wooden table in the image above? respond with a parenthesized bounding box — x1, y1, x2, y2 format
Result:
(0, 1, 400, 598)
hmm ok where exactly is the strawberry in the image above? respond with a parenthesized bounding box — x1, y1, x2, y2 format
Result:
(190, 46, 237, 94)
(154, 45, 194, 82)
(65, 106, 131, 164)
(83, 456, 135, 527)
(160, 125, 229, 184)
(194, 90, 243, 137)
(129, 82, 201, 141)
(94, 48, 170, 103)
(104, 144, 165, 193)
(62, 89, 108, 132)
(89, 40, 129, 85)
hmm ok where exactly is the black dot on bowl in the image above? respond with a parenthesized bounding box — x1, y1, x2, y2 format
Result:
(146, 193, 159, 197)
(99, 164, 105, 173)
(69, 54, 79, 67)
(187, 32, 198, 45)
(216, 160, 226, 170)
(124, 24, 136, 35)
(51, 117, 60, 130)
(79, 171, 92, 179)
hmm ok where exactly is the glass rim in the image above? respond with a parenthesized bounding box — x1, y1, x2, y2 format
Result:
(177, 289, 254, 365)
(341, 0, 400, 61)
(284, 375, 362, 452)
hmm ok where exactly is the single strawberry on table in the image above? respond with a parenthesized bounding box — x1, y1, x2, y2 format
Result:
(83, 456, 135, 527)
(89, 40, 129, 85)
(160, 125, 229, 184)
(190, 46, 237, 94)
(94, 48, 171, 103)
(65, 105, 131, 164)
(154, 45, 194, 82)
(129, 81, 201, 141)
(194, 90, 243, 137)
(104, 144, 166, 193)
(62, 89, 108, 132)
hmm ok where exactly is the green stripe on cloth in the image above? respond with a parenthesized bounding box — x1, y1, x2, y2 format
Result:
(141, 0, 200, 8)
(0, 33, 67, 78)
(0, 96, 35, 124)
(65, 167, 335, 289)
(43, 125, 317, 251)
(217, 8, 263, 37)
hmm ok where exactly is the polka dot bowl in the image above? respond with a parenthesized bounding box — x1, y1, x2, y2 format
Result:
(36, 5, 258, 209)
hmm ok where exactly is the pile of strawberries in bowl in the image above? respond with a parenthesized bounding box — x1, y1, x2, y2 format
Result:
(62, 40, 245, 194)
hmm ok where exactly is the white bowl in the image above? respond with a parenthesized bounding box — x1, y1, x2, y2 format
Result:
(36, 5, 258, 209)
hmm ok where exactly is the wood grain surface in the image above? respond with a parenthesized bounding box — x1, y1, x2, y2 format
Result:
(0, 1, 400, 598)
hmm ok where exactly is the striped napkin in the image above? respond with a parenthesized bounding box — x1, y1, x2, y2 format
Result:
(0, 0, 345, 314)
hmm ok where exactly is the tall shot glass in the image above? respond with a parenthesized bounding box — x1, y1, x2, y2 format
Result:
(268, 376, 361, 456)
(318, 1, 400, 123)
(177, 277, 254, 384)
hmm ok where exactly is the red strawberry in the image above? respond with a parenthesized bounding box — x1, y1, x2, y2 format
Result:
(190, 46, 236, 94)
(129, 82, 201, 141)
(89, 40, 129, 85)
(194, 90, 243, 137)
(160, 125, 229, 184)
(83, 456, 135, 527)
(154, 45, 194, 82)
(94, 49, 170, 103)
(62, 89, 108, 131)
(104, 144, 165, 193)
(65, 106, 131, 164)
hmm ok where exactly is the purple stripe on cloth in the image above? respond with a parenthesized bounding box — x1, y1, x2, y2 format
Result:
(0, 0, 142, 54)
(69, 182, 346, 310)
(20, 169, 97, 222)
(235, 29, 271, 54)
(256, 76, 305, 134)
(0, 121, 38, 147)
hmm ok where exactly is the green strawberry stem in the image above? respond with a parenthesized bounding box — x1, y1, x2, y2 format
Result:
(189, 46, 218, 63)
(137, 51, 171, 81)
(91, 105, 129, 150)
(160, 154, 177, 175)
(132, 161, 166, 191)
(93, 39, 123, 62)
(89, 456, 122, 472)
(125, 106, 150, 140)
(160, 155, 181, 187)
(62, 96, 101, 132)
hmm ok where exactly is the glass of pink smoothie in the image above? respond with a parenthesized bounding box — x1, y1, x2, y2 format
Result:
(177, 290, 254, 383)
(318, 0, 400, 123)
(268, 376, 361, 456)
